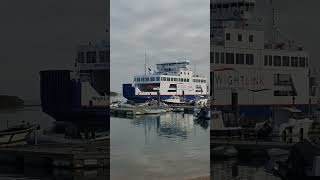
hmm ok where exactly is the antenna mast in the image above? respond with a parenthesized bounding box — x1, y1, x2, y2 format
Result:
(144, 53, 147, 75)
(270, 0, 277, 43)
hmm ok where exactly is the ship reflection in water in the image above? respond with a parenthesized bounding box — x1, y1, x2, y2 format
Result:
(130, 113, 208, 138)
(111, 112, 210, 180)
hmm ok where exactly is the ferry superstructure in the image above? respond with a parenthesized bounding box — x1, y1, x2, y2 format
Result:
(123, 60, 209, 103)
(40, 40, 110, 125)
(210, 0, 317, 120)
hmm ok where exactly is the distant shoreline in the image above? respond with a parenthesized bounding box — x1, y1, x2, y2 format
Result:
(110, 91, 119, 97)
(0, 95, 24, 109)
(23, 104, 41, 107)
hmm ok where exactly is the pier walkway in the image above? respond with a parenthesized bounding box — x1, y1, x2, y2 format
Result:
(0, 138, 109, 169)
(211, 138, 291, 150)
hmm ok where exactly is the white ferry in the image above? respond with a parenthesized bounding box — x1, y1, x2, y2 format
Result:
(210, 0, 318, 120)
(123, 60, 209, 103)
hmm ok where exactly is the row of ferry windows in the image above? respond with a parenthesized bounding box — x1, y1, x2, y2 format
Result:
(264, 55, 308, 67)
(210, 52, 254, 65)
(135, 77, 206, 83)
(226, 33, 254, 43)
(77, 51, 109, 63)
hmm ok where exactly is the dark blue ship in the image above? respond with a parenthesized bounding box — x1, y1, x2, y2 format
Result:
(40, 41, 109, 130)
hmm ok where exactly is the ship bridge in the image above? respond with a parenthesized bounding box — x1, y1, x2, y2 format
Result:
(75, 40, 110, 96)
(156, 61, 190, 72)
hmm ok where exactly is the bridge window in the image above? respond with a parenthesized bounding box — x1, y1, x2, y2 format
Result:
(210, 52, 214, 63)
(145, 77, 149, 82)
(150, 77, 155, 81)
(274, 56, 281, 66)
(238, 34, 242, 42)
(264, 55, 268, 66)
(246, 54, 254, 65)
(291, 57, 298, 67)
(291, 57, 295, 67)
(249, 35, 254, 42)
(86, 51, 96, 63)
(226, 53, 234, 64)
(268, 55, 273, 66)
(226, 33, 231, 41)
(99, 51, 108, 63)
(282, 56, 290, 67)
(220, 52, 225, 64)
(156, 77, 160, 81)
(215, 52, 220, 64)
(236, 54, 244, 64)
(299, 57, 306, 67)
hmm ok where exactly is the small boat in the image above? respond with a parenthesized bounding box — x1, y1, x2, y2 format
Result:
(144, 108, 165, 114)
(271, 140, 320, 178)
(195, 106, 210, 120)
(173, 107, 184, 112)
(110, 101, 121, 108)
(212, 146, 238, 158)
(0, 122, 39, 146)
(273, 107, 314, 143)
(195, 96, 209, 107)
(162, 96, 186, 105)
(210, 109, 243, 137)
(28, 130, 109, 144)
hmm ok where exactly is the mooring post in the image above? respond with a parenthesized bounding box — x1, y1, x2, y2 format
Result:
(231, 88, 239, 126)
(34, 127, 37, 145)
(157, 89, 160, 106)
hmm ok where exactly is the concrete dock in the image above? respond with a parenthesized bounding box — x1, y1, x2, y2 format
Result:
(110, 105, 198, 116)
(210, 138, 292, 150)
(0, 138, 109, 169)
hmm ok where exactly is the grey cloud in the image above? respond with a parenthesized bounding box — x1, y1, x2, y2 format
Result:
(111, 0, 210, 93)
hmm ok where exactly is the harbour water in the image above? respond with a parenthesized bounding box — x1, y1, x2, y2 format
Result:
(0, 106, 109, 180)
(1, 106, 283, 179)
(110, 112, 210, 180)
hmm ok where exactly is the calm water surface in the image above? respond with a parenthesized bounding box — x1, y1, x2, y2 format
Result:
(110, 112, 210, 180)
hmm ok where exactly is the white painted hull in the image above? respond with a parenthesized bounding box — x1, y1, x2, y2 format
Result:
(0, 125, 37, 146)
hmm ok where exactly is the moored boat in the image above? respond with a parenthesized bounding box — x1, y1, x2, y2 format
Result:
(0, 123, 39, 146)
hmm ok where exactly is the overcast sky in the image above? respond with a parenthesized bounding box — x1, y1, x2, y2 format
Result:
(110, 0, 210, 93)
(1, 0, 320, 101)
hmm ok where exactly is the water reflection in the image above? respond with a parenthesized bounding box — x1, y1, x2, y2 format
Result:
(125, 112, 208, 138)
(111, 112, 209, 179)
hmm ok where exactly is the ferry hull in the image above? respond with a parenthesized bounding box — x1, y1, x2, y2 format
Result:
(43, 107, 110, 129)
(124, 95, 198, 103)
(123, 83, 204, 103)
